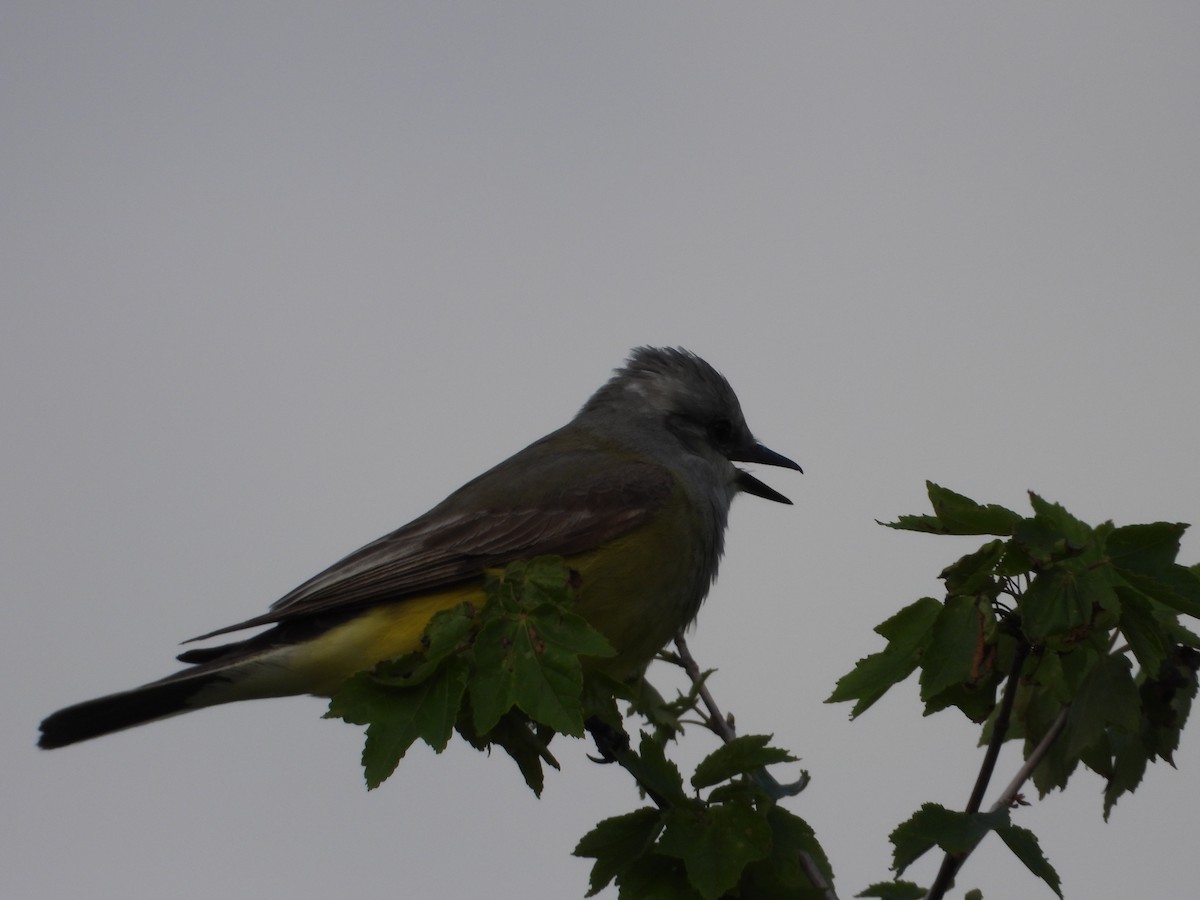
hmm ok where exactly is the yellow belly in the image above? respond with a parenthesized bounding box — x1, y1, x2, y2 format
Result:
(283, 585, 487, 695)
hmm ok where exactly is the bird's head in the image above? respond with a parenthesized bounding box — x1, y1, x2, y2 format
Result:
(580, 346, 802, 503)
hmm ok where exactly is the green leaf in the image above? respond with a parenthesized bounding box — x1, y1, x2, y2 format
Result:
(1100, 730, 1149, 820)
(1140, 645, 1200, 765)
(328, 656, 470, 789)
(470, 604, 608, 737)
(922, 677, 1001, 724)
(1120, 567, 1200, 619)
(919, 595, 983, 702)
(521, 554, 583, 599)
(1020, 564, 1117, 642)
(482, 556, 577, 611)
(890, 804, 1006, 875)
(616, 855, 699, 900)
(883, 483, 1021, 536)
(940, 540, 1006, 596)
(574, 807, 663, 896)
(1115, 584, 1171, 673)
(633, 730, 690, 807)
(1025, 493, 1095, 547)
(531, 601, 617, 656)
(456, 709, 556, 797)
(1028, 649, 1069, 705)
(691, 734, 797, 790)
(1028, 712, 1080, 797)
(856, 882, 927, 899)
(994, 821, 1062, 898)
(742, 806, 835, 898)
(1065, 653, 1142, 758)
(469, 616, 521, 733)
(658, 800, 773, 900)
(828, 597, 942, 717)
(1107, 522, 1187, 578)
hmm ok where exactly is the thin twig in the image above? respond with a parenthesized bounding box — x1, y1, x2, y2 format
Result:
(672, 632, 737, 742)
(927, 642, 1031, 900)
(673, 634, 808, 797)
(989, 706, 1069, 813)
(966, 643, 1030, 814)
(673, 633, 834, 900)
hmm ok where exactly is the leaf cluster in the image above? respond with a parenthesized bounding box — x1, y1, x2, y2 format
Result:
(574, 733, 831, 900)
(830, 483, 1200, 895)
(325, 556, 615, 791)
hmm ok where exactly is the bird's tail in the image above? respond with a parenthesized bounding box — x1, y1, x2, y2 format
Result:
(38, 671, 230, 749)
(37, 632, 301, 749)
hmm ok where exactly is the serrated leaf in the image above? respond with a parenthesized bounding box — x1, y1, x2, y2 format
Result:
(469, 616, 521, 733)
(1115, 584, 1171, 672)
(884, 483, 1021, 536)
(691, 734, 797, 790)
(1107, 522, 1187, 577)
(940, 540, 1006, 596)
(741, 806, 834, 898)
(530, 603, 616, 657)
(1026, 669, 1092, 796)
(1120, 567, 1200, 619)
(1025, 493, 1094, 545)
(328, 657, 470, 789)
(1028, 649, 1069, 705)
(1141, 645, 1200, 765)
(919, 595, 983, 702)
(470, 601, 606, 737)
(828, 597, 942, 716)
(457, 709, 556, 797)
(995, 822, 1062, 898)
(634, 730, 689, 807)
(856, 881, 926, 899)
(922, 676, 1001, 724)
(890, 804, 1006, 875)
(1020, 564, 1117, 642)
(1101, 729, 1149, 820)
(927, 484, 1021, 535)
(574, 807, 663, 896)
(616, 854, 698, 900)
(658, 800, 773, 900)
(1066, 653, 1141, 757)
(521, 554, 580, 599)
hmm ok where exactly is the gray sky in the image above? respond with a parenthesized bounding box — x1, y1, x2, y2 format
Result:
(5, 4, 1199, 898)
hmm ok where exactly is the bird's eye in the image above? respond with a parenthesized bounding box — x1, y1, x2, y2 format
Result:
(709, 417, 735, 444)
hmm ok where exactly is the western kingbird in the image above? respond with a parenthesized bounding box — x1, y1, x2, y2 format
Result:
(39, 347, 801, 749)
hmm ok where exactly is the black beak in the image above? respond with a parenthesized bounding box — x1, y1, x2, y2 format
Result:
(730, 442, 803, 505)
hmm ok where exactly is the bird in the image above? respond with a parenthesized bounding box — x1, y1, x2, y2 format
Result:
(39, 347, 801, 749)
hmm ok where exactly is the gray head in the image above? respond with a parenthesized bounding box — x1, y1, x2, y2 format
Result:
(578, 347, 802, 503)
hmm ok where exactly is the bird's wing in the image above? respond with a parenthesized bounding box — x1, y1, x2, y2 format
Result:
(187, 441, 675, 640)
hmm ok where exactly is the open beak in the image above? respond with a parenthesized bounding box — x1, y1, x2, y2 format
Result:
(730, 442, 803, 505)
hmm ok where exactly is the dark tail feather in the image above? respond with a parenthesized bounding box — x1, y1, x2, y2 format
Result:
(38, 673, 226, 749)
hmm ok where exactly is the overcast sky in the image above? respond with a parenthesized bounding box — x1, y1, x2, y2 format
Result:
(5, 4, 1200, 898)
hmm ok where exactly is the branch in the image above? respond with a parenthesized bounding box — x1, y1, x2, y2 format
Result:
(989, 705, 1069, 813)
(673, 633, 831, 900)
(672, 632, 737, 742)
(923, 706, 1069, 900)
(926, 643, 1029, 899)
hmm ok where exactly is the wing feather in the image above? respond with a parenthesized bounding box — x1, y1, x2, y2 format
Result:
(187, 438, 674, 641)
